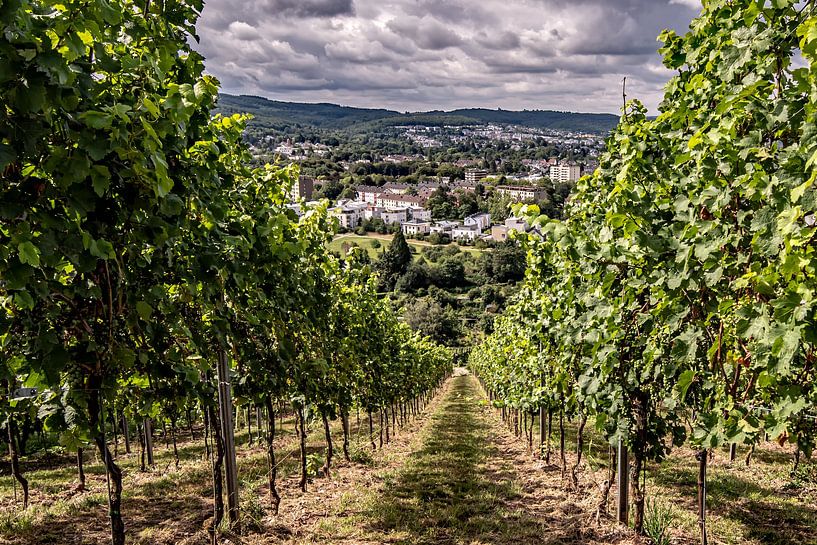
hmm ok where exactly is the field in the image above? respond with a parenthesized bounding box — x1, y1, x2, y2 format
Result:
(328, 233, 486, 260)
(1, 372, 813, 545)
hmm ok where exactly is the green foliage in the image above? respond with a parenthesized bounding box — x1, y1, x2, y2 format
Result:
(404, 298, 461, 345)
(306, 453, 325, 477)
(350, 445, 374, 465)
(786, 462, 817, 490)
(431, 259, 466, 289)
(470, 0, 817, 534)
(481, 242, 526, 284)
(396, 262, 431, 293)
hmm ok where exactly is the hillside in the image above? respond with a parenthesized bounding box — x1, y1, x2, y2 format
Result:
(216, 94, 620, 134)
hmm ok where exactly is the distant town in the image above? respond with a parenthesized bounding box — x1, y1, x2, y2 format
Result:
(285, 163, 583, 246)
(245, 120, 599, 247)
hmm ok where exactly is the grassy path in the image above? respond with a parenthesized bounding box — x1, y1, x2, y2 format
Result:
(359, 372, 544, 544)
(302, 372, 632, 545)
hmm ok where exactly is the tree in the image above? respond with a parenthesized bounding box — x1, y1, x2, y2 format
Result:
(404, 298, 460, 345)
(455, 191, 481, 219)
(427, 187, 457, 219)
(395, 262, 431, 293)
(483, 242, 526, 283)
(376, 231, 412, 290)
(431, 259, 466, 289)
(0, 5, 456, 542)
(487, 192, 513, 222)
(315, 179, 343, 200)
(0, 2, 235, 542)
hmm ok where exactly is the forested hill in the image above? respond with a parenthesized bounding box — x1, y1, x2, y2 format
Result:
(216, 93, 620, 134)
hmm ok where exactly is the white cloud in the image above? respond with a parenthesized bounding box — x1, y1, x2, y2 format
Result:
(227, 21, 261, 41)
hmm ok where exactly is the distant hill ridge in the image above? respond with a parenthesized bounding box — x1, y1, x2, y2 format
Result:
(216, 93, 620, 134)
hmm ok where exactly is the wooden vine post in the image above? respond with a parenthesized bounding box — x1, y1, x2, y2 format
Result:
(122, 416, 130, 454)
(696, 449, 708, 545)
(616, 440, 629, 525)
(217, 347, 241, 531)
(539, 366, 546, 458)
(143, 419, 155, 467)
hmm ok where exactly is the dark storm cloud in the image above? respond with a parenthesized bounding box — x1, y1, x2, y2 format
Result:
(475, 31, 522, 51)
(195, 0, 701, 113)
(387, 17, 464, 50)
(260, 0, 355, 18)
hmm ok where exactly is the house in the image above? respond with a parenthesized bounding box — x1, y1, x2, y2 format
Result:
(447, 180, 478, 193)
(356, 185, 384, 204)
(505, 216, 529, 232)
(430, 220, 461, 234)
(452, 224, 480, 242)
(464, 212, 491, 231)
(417, 181, 442, 191)
(495, 185, 547, 202)
(364, 206, 385, 220)
(410, 208, 432, 222)
(491, 225, 509, 242)
(402, 221, 432, 237)
(381, 208, 408, 225)
(382, 182, 409, 194)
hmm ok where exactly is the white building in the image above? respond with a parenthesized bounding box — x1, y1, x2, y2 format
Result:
(364, 206, 384, 220)
(465, 169, 489, 184)
(402, 221, 432, 236)
(452, 224, 480, 242)
(382, 182, 409, 194)
(331, 207, 363, 229)
(274, 143, 295, 157)
(491, 225, 509, 242)
(549, 164, 582, 182)
(376, 194, 427, 208)
(464, 212, 491, 231)
(410, 208, 432, 222)
(381, 208, 408, 225)
(430, 220, 460, 234)
(356, 185, 383, 204)
(495, 185, 546, 202)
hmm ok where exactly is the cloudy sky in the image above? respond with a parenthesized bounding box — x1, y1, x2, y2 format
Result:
(195, 0, 702, 114)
